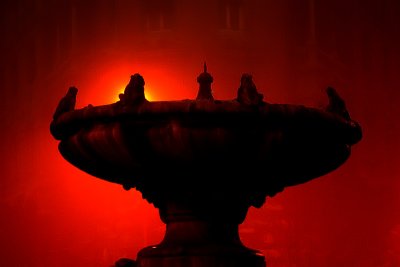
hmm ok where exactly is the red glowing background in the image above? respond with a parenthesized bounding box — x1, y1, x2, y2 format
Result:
(1, 0, 399, 266)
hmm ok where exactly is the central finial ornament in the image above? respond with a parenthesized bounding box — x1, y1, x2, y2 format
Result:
(196, 62, 214, 100)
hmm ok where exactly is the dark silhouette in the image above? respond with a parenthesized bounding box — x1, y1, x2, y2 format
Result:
(53, 86, 78, 120)
(326, 87, 351, 120)
(119, 74, 147, 105)
(237, 73, 263, 105)
(50, 67, 362, 267)
(114, 258, 136, 267)
(196, 62, 214, 101)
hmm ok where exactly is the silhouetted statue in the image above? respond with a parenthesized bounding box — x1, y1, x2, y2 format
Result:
(119, 74, 147, 105)
(326, 87, 351, 120)
(237, 74, 263, 105)
(196, 62, 214, 101)
(53, 86, 78, 120)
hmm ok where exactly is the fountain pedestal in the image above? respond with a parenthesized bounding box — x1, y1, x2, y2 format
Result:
(137, 196, 265, 267)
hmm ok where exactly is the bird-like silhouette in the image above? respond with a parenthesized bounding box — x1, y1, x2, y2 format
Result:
(119, 74, 147, 105)
(326, 87, 351, 120)
(53, 86, 78, 120)
(237, 73, 263, 105)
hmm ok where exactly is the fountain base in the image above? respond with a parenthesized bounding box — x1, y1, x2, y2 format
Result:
(133, 195, 266, 267)
(137, 247, 265, 267)
(136, 221, 265, 267)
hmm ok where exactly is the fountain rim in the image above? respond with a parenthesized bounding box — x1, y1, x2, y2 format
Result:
(50, 99, 362, 145)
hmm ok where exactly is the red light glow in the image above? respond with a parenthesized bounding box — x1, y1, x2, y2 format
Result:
(75, 62, 198, 108)
(1, 1, 400, 266)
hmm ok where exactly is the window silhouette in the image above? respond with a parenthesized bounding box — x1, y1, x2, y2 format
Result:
(142, 0, 175, 31)
(218, 0, 243, 31)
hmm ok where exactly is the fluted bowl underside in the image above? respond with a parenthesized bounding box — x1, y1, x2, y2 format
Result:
(51, 100, 361, 203)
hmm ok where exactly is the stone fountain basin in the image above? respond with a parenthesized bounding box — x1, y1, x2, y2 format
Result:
(51, 100, 361, 201)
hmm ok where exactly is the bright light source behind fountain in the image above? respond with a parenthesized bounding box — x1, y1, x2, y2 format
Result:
(115, 86, 156, 102)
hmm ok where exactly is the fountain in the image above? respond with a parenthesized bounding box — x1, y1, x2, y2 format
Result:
(50, 65, 362, 267)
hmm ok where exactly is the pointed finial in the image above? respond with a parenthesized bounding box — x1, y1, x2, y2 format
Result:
(196, 62, 214, 100)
